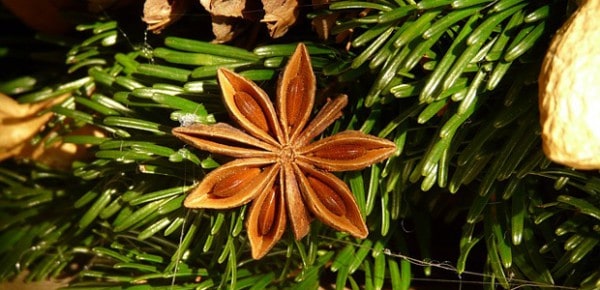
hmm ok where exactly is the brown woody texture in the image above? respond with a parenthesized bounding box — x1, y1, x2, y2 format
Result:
(172, 43, 396, 259)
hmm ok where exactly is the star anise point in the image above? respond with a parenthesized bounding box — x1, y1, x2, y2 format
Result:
(173, 43, 396, 259)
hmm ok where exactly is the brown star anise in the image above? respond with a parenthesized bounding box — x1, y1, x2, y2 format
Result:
(172, 43, 396, 259)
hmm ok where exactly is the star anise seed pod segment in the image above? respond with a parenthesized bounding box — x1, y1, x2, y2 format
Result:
(172, 43, 396, 259)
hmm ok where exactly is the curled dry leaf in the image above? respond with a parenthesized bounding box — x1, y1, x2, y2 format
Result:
(200, 0, 249, 42)
(143, 0, 191, 33)
(208, 16, 242, 44)
(261, 0, 298, 38)
(172, 43, 397, 259)
(19, 124, 105, 171)
(200, 0, 298, 42)
(199, 0, 246, 18)
(0, 93, 68, 159)
(0, 93, 104, 170)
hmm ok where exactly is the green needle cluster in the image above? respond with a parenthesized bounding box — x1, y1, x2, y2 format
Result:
(1, 1, 599, 289)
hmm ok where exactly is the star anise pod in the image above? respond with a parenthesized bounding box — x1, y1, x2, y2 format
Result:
(172, 43, 396, 259)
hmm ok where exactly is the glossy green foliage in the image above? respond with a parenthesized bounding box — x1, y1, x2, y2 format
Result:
(1, 1, 599, 289)
(326, 0, 600, 289)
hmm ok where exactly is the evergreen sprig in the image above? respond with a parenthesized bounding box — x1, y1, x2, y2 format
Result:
(325, 0, 600, 289)
(1, 1, 599, 289)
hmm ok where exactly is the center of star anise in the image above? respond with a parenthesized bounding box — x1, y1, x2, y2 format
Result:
(278, 144, 296, 163)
